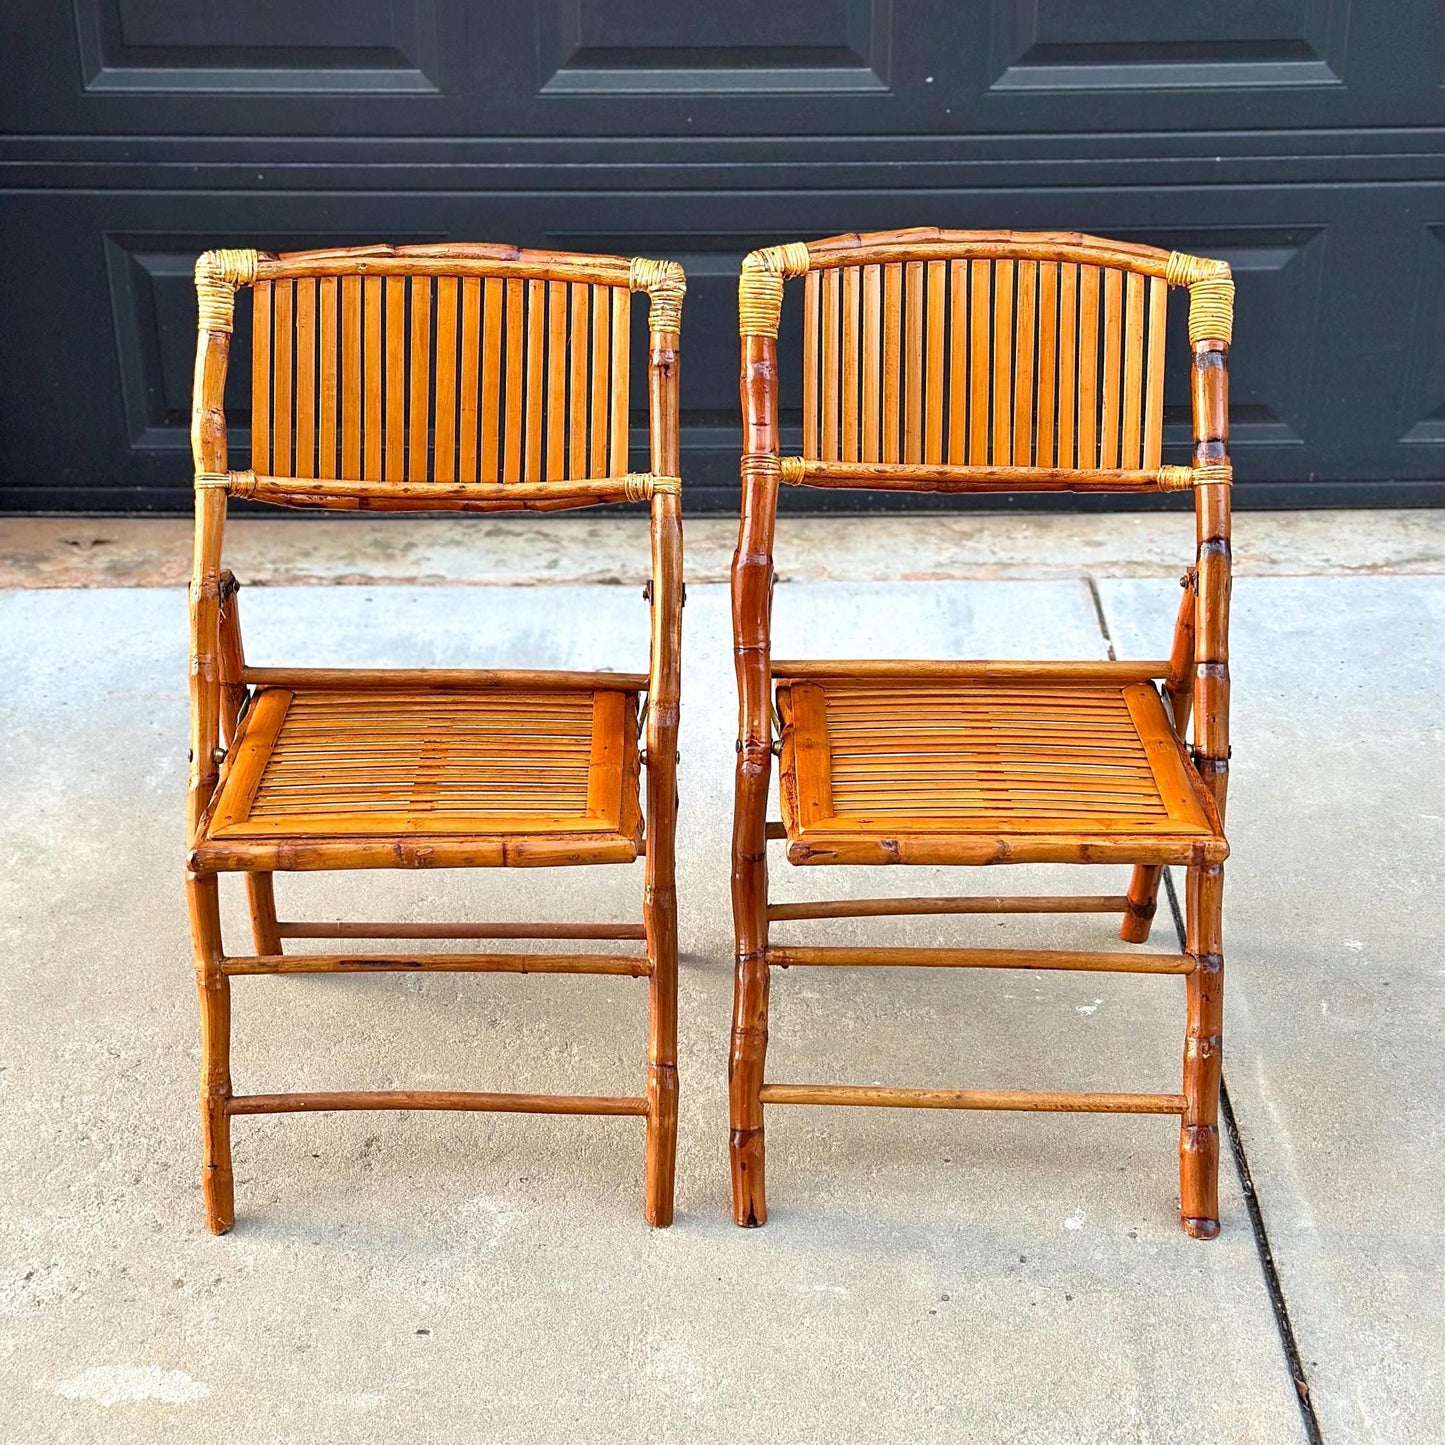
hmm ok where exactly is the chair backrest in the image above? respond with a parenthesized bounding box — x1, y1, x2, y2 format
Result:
(738, 227, 1232, 497)
(733, 227, 1235, 824)
(192, 243, 685, 511)
(186, 242, 685, 843)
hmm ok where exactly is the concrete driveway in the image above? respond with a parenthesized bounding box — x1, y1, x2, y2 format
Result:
(1, 512, 1439, 1443)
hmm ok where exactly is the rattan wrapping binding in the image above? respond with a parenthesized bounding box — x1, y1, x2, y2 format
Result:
(629, 258, 687, 334)
(1165, 250, 1235, 346)
(195, 249, 259, 334)
(1157, 464, 1233, 491)
(738, 244, 811, 338)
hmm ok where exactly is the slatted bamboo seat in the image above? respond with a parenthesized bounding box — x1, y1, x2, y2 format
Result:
(731, 228, 1234, 1238)
(773, 672, 1224, 867)
(195, 682, 645, 871)
(186, 242, 684, 1232)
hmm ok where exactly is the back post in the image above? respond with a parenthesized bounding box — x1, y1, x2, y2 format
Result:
(730, 242, 809, 1226)
(188, 247, 257, 1234)
(637, 258, 686, 1226)
(1180, 253, 1233, 1238)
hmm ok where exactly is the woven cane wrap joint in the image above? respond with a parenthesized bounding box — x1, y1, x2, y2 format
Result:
(741, 452, 783, 481)
(739, 244, 810, 339)
(1165, 251, 1234, 346)
(1187, 278, 1234, 346)
(1165, 252, 1226, 289)
(194, 249, 259, 334)
(778, 457, 807, 485)
(193, 471, 233, 490)
(629, 258, 686, 335)
(1157, 464, 1232, 491)
(620, 472, 682, 501)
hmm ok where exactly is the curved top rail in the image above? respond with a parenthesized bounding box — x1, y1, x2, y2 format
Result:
(800, 228, 1180, 277)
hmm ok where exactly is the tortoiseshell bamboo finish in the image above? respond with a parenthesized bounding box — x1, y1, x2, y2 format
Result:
(731, 228, 1232, 1237)
(188, 243, 684, 1231)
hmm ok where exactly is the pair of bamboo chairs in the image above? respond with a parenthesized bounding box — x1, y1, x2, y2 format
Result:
(187, 231, 1232, 1240)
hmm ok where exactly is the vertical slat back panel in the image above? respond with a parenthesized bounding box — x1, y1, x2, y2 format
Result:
(882, 263, 902, 464)
(383, 275, 406, 481)
(1121, 271, 1146, 469)
(861, 264, 881, 463)
(590, 283, 610, 478)
(503, 278, 524, 484)
(272, 280, 293, 477)
(481, 277, 503, 482)
(946, 260, 967, 464)
(433, 277, 457, 483)
(1099, 268, 1123, 469)
(1056, 265, 1077, 469)
(524, 279, 545, 482)
(820, 268, 840, 462)
(903, 261, 924, 464)
(991, 260, 1014, 466)
(610, 287, 630, 475)
(318, 278, 338, 480)
(568, 283, 589, 478)
(802, 271, 819, 460)
(794, 252, 1173, 483)
(841, 266, 860, 463)
(340, 275, 361, 479)
(1036, 263, 1057, 469)
(968, 261, 990, 465)
(924, 260, 946, 464)
(407, 277, 431, 481)
(1012, 260, 1036, 466)
(249, 267, 636, 492)
(251, 280, 271, 475)
(294, 278, 316, 479)
(1143, 276, 1167, 469)
(458, 276, 481, 483)
(363, 276, 383, 479)
(1076, 266, 1100, 469)
(545, 281, 566, 480)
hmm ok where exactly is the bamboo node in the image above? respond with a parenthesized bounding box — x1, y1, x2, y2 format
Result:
(629, 258, 686, 334)
(194, 249, 258, 334)
(1156, 464, 1231, 491)
(739, 244, 810, 338)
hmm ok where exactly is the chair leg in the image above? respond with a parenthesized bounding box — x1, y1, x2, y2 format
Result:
(1180, 861, 1224, 1239)
(1120, 865, 1163, 942)
(245, 872, 282, 955)
(643, 878, 679, 1228)
(729, 948, 770, 1226)
(187, 872, 234, 1234)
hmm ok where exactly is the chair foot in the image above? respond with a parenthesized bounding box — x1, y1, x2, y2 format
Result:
(730, 1127, 767, 1227)
(644, 1062, 678, 1228)
(201, 1155, 234, 1235)
(1179, 1120, 1220, 1240)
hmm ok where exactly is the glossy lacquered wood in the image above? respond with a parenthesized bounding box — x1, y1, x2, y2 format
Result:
(188, 242, 685, 1231)
(730, 228, 1233, 1238)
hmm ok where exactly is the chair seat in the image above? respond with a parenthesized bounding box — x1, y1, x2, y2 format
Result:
(191, 682, 644, 872)
(775, 671, 1227, 867)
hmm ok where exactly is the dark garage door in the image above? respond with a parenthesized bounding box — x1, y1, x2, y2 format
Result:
(2, 2, 1443, 513)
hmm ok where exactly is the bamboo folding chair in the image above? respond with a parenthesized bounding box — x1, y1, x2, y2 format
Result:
(186, 243, 684, 1231)
(730, 229, 1233, 1237)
